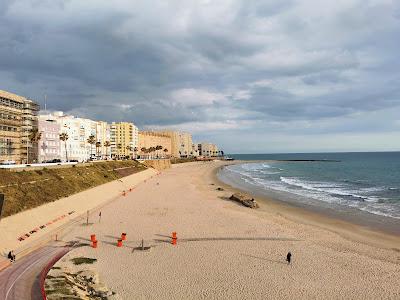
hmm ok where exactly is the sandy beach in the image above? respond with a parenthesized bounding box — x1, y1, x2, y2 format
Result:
(61, 161, 400, 299)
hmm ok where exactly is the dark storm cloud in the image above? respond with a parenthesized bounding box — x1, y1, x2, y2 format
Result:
(1, 0, 400, 152)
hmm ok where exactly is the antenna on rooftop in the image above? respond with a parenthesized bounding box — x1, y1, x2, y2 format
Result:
(44, 94, 47, 113)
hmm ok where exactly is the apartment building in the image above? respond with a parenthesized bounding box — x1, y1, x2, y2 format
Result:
(198, 142, 220, 157)
(0, 90, 39, 164)
(138, 131, 172, 158)
(96, 121, 111, 159)
(21, 99, 40, 163)
(157, 131, 193, 157)
(45, 112, 97, 162)
(38, 115, 61, 162)
(110, 122, 139, 159)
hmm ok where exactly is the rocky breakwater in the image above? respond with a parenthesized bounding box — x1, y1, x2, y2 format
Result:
(229, 193, 259, 209)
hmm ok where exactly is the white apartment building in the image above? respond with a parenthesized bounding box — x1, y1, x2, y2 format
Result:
(46, 112, 107, 162)
(96, 121, 111, 159)
(38, 114, 61, 162)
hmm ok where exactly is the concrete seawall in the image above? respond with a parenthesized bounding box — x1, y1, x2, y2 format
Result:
(142, 159, 171, 171)
(0, 168, 158, 270)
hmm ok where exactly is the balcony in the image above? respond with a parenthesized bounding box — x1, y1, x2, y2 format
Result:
(0, 118, 21, 126)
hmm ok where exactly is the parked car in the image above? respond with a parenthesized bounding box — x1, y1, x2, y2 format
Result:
(69, 159, 79, 162)
(0, 160, 16, 165)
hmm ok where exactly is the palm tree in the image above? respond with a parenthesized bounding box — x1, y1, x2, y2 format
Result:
(133, 147, 138, 159)
(29, 129, 42, 163)
(163, 148, 168, 158)
(117, 143, 122, 159)
(147, 147, 153, 159)
(103, 141, 111, 158)
(95, 141, 101, 158)
(104, 141, 111, 159)
(59, 132, 69, 162)
(155, 145, 163, 158)
(126, 145, 132, 159)
(140, 147, 145, 159)
(87, 135, 96, 159)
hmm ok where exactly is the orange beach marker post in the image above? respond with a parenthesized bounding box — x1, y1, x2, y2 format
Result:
(90, 234, 96, 242)
(172, 232, 177, 245)
(117, 239, 123, 247)
(92, 240, 98, 248)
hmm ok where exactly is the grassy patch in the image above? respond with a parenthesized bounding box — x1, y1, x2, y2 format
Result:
(70, 257, 97, 265)
(0, 160, 147, 217)
(170, 157, 199, 164)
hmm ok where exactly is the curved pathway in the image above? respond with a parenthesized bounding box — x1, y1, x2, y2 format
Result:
(0, 243, 69, 300)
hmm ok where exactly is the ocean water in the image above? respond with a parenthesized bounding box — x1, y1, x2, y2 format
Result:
(219, 152, 400, 220)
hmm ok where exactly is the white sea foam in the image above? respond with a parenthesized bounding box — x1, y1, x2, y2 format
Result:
(223, 163, 399, 219)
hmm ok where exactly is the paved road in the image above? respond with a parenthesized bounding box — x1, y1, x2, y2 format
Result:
(0, 243, 69, 300)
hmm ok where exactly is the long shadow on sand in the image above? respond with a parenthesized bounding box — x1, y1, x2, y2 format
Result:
(154, 235, 302, 244)
(241, 254, 288, 265)
(105, 235, 122, 240)
(75, 236, 91, 242)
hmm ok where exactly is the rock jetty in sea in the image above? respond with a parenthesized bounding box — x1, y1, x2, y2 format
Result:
(229, 193, 259, 209)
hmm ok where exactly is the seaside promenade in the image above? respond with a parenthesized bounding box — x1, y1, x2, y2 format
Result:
(56, 161, 400, 299)
(0, 167, 158, 298)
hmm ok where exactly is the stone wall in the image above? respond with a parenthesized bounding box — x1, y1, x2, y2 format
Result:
(142, 159, 171, 170)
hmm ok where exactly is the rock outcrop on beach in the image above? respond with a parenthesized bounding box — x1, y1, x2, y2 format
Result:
(229, 193, 259, 208)
(45, 255, 119, 300)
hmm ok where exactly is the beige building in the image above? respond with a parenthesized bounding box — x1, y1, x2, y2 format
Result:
(110, 122, 138, 159)
(21, 99, 40, 163)
(198, 142, 220, 157)
(0, 90, 39, 164)
(157, 131, 193, 157)
(138, 131, 172, 159)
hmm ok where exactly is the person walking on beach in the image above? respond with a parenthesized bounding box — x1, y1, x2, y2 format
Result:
(98, 211, 102, 223)
(286, 252, 292, 265)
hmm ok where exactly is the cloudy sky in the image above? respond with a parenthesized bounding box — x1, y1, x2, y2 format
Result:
(1, 0, 400, 153)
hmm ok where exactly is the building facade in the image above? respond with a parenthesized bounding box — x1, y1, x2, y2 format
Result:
(138, 131, 172, 159)
(157, 131, 193, 158)
(38, 112, 113, 162)
(47, 112, 97, 162)
(110, 122, 138, 159)
(96, 121, 111, 159)
(0, 90, 39, 164)
(198, 142, 219, 157)
(38, 115, 61, 162)
(21, 99, 40, 163)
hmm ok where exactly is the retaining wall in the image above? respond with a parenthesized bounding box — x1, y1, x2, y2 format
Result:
(142, 159, 171, 171)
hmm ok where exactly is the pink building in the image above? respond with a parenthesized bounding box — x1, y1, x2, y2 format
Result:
(38, 116, 61, 162)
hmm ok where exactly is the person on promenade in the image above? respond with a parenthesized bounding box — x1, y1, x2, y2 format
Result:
(286, 252, 292, 265)
(8, 250, 15, 262)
